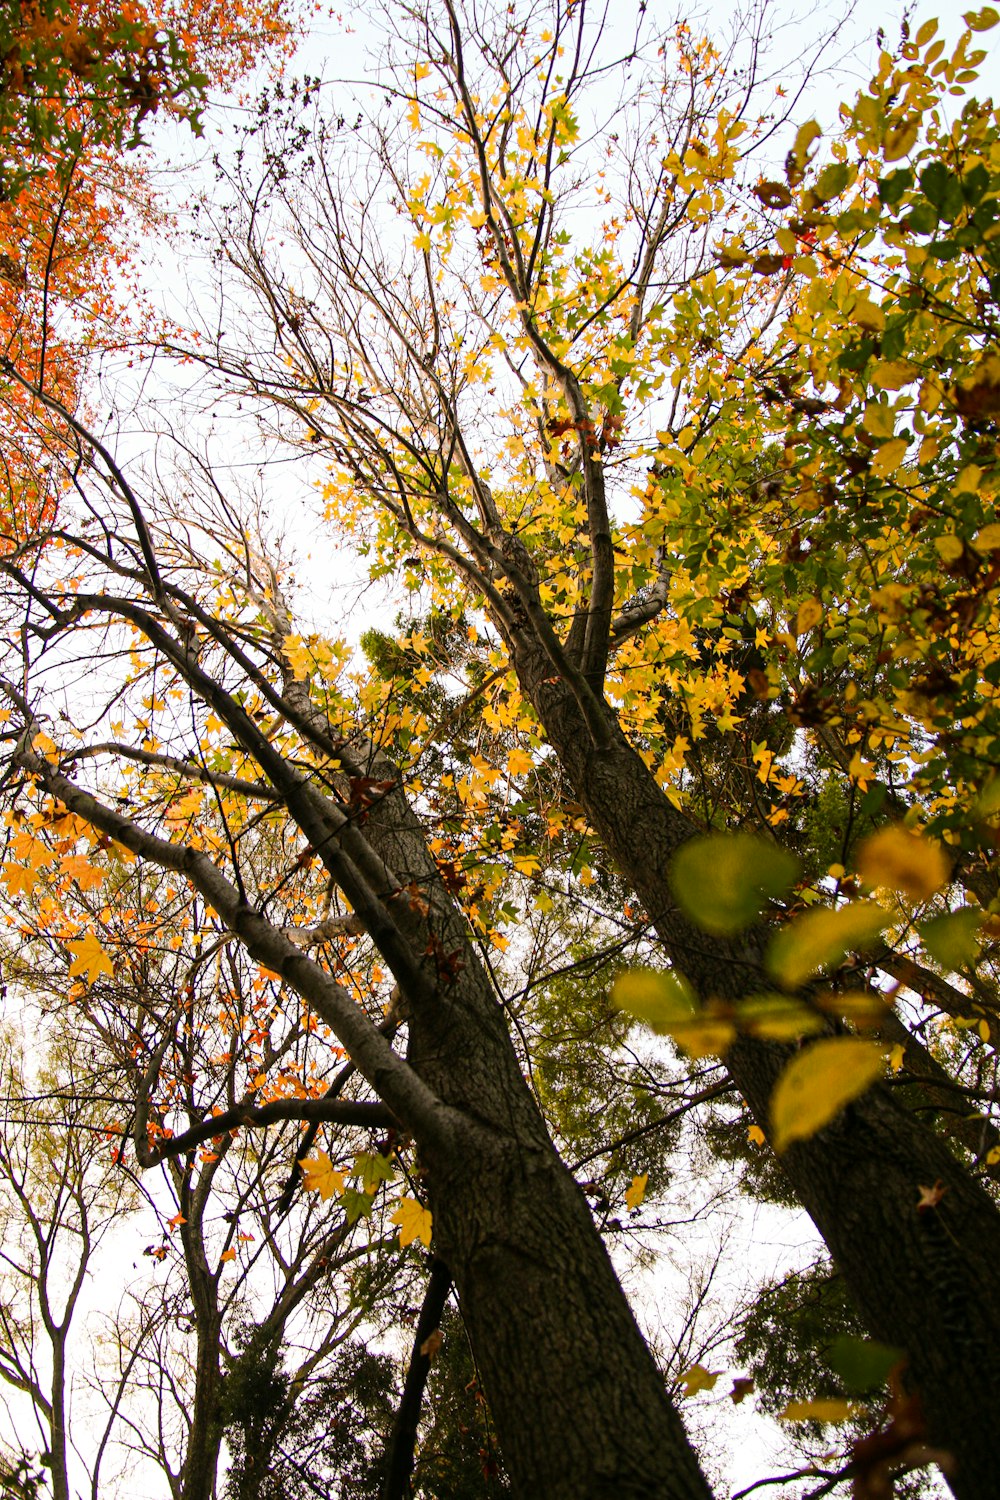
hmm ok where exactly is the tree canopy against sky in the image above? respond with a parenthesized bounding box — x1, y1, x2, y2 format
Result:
(2, 2, 1000, 1498)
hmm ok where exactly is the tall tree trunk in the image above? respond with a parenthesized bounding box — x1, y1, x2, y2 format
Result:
(177, 1240, 224, 1500)
(48, 1336, 70, 1500)
(359, 753, 714, 1500)
(515, 648, 1000, 1498)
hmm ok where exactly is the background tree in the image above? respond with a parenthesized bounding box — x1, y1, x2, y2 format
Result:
(0, 1024, 137, 1500)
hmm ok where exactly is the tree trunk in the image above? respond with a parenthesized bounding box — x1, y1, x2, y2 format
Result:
(431, 1116, 711, 1500)
(48, 1336, 70, 1500)
(177, 1238, 224, 1500)
(517, 650, 1000, 1498)
(360, 755, 714, 1500)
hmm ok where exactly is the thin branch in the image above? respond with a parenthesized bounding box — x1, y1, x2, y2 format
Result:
(381, 1257, 452, 1500)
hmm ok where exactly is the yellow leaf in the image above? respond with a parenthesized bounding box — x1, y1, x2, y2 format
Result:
(795, 598, 822, 636)
(67, 931, 114, 984)
(883, 118, 919, 163)
(2, 863, 38, 898)
(816, 991, 888, 1030)
(852, 297, 885, 333)
(964, 7, 1000, 32)
(612, 972, 735, 1057)
(679, 1364, 721, 1397)
(976, 523, 1000, 551)
(979, 1019, 991, 1043)
(934, 534, 965, 563)
(506, 746, 535, 777)
(739, 994, 825, 1041)
(766, 902, 889, 989)
(889, 1043, 906, 1073)
(391, 1196, 433, 1248)
(625, 1173, 648, 1211)
(31, 731, 60, 763)
(747, 1124, 767, 1146)
(870, 360, 916, 391)
(986, 1146, 1000, 1165)
(59, 853, 105, 891)
(855, 825, 950, 901)
(11, 829, 51, 868)
(861, 402, 894, 439)
(870, 437, 909, 478)
(771, 1038, 886, 1152)
(299, 1151, 346, 1201)
(779, 1398, 860, 1424)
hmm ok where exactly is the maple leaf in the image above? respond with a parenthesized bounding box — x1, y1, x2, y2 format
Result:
(2, 862, 38, 897)
(678, 1364, 720, 1397)
(298, 1151, 346, 1200)
(58, 853, 105, 890)
(916, 1180, 947, 1212)
(11, 828, 50, 867)
(391, 1196, 433, 1248)
(625, 1173, 648, 1211)
(67, 930, 114, 984)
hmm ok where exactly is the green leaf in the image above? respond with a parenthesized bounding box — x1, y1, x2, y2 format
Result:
(770, 1038, 886, 1152)
(812, 162, 851, 204)
(878, 168, 913, 209)
(766, 902, 890, 989)
(920, 163, 965, 223)
(612, 970, 735, 1057)
(919, 909, 982, 971)
(670, 833, 800, 935)
(828, 1335, 903, 1393)
(341, 1188, 375, 1225)
(354, 1151, 395, 1193)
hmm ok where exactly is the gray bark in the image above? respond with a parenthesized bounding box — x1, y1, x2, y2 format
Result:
(511, 634, 1000, 1499)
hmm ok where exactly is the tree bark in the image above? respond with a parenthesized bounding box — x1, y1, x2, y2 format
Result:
(515, 644, 1000, 1499)
(356, 749, 714, 1500)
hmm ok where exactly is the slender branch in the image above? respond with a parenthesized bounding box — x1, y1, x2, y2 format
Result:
(9, 723, 454, 1156)
(136, 1097, 395, 1169)
(381, 1257, 452, 1500)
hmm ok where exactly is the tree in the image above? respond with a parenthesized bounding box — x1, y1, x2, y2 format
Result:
(0, 850, 429, 1500)
(2, 2, 1000, 1497)
(182, 2, 1000, 1490)
(0, 1024, 136, 1500)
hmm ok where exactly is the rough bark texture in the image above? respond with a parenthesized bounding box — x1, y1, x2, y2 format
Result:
(515, 643, 1000, 1499)
(359, 756, 714, 1500)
